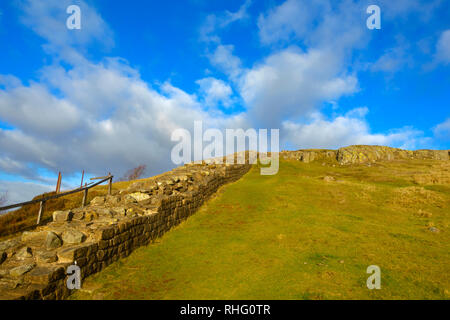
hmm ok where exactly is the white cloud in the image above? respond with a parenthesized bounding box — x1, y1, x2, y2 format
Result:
(435, 30, 450, 65)
(0, 181, 53, 207)
(370, 43, 413, 73)
(200, 0, 252, 43)
(240, 47, 358, 128)
(257, 0, 368, 53)
(18, 0, 114, 61)
(283, 109, 428, 150)
(196, 77, 233, 108)
(208, 45, 243, 80)
(433, 118, 450, 140)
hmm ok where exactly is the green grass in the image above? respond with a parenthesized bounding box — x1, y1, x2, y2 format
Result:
(71, 159, 450, 300)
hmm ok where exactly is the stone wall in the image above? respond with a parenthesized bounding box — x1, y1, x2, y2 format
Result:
(281, 145, 449, 165)
(0, 162, 251, 300)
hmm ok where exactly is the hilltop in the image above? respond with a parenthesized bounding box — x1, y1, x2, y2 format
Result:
(72, 155, 449, 300)
(0, 145, 449, 299)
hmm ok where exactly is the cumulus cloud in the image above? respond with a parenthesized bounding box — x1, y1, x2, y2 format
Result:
(1, 0, 442, 205)
(196, 77, 233, 108)
(17, 0, 113, 63)
(240, 47, 358, 128)
(435, 30, 450, 65)
(257, 0, 368, 53)
(433, 118, 450, 141)
(208, 45, 243, 81)
(283, 108, 428, 150)
(0, 57, 248, 181)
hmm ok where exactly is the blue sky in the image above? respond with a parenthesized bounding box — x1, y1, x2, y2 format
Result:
(0, 0, 449, 205)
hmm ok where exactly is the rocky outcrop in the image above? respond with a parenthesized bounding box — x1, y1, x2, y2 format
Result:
(281, 145, 449, 165)
(0, 162, 251, 300)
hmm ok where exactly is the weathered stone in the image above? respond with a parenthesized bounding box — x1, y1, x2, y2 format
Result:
(16, 247, 33, 260)
(53, 210, 73, 222)
(72, 210, 85, 221)
(46, 232, 62, 249)
(429, 227, 440, 233)
(21, 231, 47, 243)
(323, 176, 335, 182)
(127, 192, 151, 202)
(36, 251, 58, 263)
(10, 263, 36, 277)
(62, 229, 86, 244)
(25, 266, 64, 284)
(0, 239, 20, 252)
(111, 207, 126, 216)
(85, 211, 99, 222)
(105, 195, 120, 205)
(57, 245, 89, 262)
(90, 196, 105, 205)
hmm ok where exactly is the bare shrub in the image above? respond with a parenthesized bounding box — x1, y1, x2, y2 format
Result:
(119, 165, 147, 182)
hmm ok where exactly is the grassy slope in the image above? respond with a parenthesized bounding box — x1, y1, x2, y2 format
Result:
(72, 159, 449, 300)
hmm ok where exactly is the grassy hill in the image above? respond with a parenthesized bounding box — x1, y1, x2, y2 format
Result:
(70, 158, 449, 300)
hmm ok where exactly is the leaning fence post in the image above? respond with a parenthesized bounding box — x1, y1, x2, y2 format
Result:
(82, 187, 88, 208)
(108, 173, 112, 195)
(37, 200, 45, 225)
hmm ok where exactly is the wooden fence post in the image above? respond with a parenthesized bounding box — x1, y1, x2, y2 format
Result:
(37, 200, 45, 225)
(56, 172, 62, 194)
(108, 172, 112, 195)
(82, 188, 88, 208)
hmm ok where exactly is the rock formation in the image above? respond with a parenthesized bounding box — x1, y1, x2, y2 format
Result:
(281, 145, 449, 164)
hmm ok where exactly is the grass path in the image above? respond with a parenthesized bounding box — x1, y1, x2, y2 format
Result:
(71, 160, 449, 300)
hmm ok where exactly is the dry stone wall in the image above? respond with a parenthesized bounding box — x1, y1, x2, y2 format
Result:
(0, 162, 251, 300)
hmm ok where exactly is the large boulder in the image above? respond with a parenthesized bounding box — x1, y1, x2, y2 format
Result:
(62, 229, 86, 244)
(53, 210, 73, 222)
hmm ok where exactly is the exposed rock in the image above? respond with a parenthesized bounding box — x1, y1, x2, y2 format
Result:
(9, 263, 35, 277)
(323, 176, 335, 182)
(111, 207, 126, 216)
(105, 195, 120, 205)
(0, 239, 20, 252)
(429, 227, 440, 233)
(15, 247, 33, 260)
(53, 210, 73, 222)
(85, 211, 99, 222)
(71, 209, 85, 221)
(21, 231, 47, 244)
(46, 232, 62, 249)
(127, 192, 151, 202)
(90, 196, 105, 205)
(281, 145, 449, 165)
(36, 250, 58, 264)
(62, 229, 86, 244)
